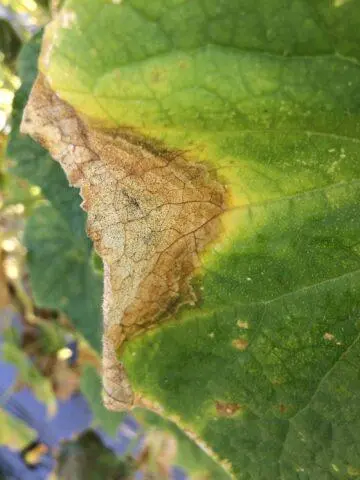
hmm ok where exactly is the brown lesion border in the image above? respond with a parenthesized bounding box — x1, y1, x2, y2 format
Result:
(21, 73, 227, 412)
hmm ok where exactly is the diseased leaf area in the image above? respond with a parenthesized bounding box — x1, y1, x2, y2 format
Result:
(18, 0, 360, 478)
(7, 30, 228, 480)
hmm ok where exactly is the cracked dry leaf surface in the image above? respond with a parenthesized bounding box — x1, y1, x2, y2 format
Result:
(18, 0, 360, 477)
(21, 75, 225, 410)
(9, 38, 231, 478)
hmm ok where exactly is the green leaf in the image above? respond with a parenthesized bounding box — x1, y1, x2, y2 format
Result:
(24, 204, 102, 351)
(0, 19, 21, 65)
(19, 1, 360, 477)
(1, 173, 41, 213)
(36, 320, 68, 355)
(5, 35, 223, 474)
(81, 365, 231, 477)
(0, 407, 36, 450)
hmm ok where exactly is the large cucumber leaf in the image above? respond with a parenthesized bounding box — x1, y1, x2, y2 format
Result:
(18, 1, 360, 478)
(7, 33, 230, 479)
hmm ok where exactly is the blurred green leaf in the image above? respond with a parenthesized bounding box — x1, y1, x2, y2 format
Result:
(1, 173, 41, 212)
(57, 430, 132, 480)
(7, 32, 87, 237)
(0, 407, 36, 449)
(24, 204, 102, 351)
(34, 0, 50, 10)
(36, 320, 67, 355)
(7, 33, 102, 351)
(0, 19, 21, 65)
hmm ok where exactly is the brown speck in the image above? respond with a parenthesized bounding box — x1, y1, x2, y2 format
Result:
(323, 332, 335, 341)
(215, 401, 242, 417)
(151, 69, 161, 82)
(271, 377, 285, 386)
(279, 404, 288, 414)
(179, 61, 189, 70)
(237, 320, 249, 329)
(232, 337, 249, 351)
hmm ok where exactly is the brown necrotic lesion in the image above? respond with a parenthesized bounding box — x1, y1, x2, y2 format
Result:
(21, 74, 226, 411)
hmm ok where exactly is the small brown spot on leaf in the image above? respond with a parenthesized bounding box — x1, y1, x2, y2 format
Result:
(215, 401, 242, 417)
(237, 320, 249, 329)
(151, 69, 162, 82)
(323, 332, 342, 345)
(232, 337, 249, 351)
(278, 404, 288, 414)
(348, 465, 360, 477)
(271, 377, 285, 386)
(178, 60, 189, 69)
